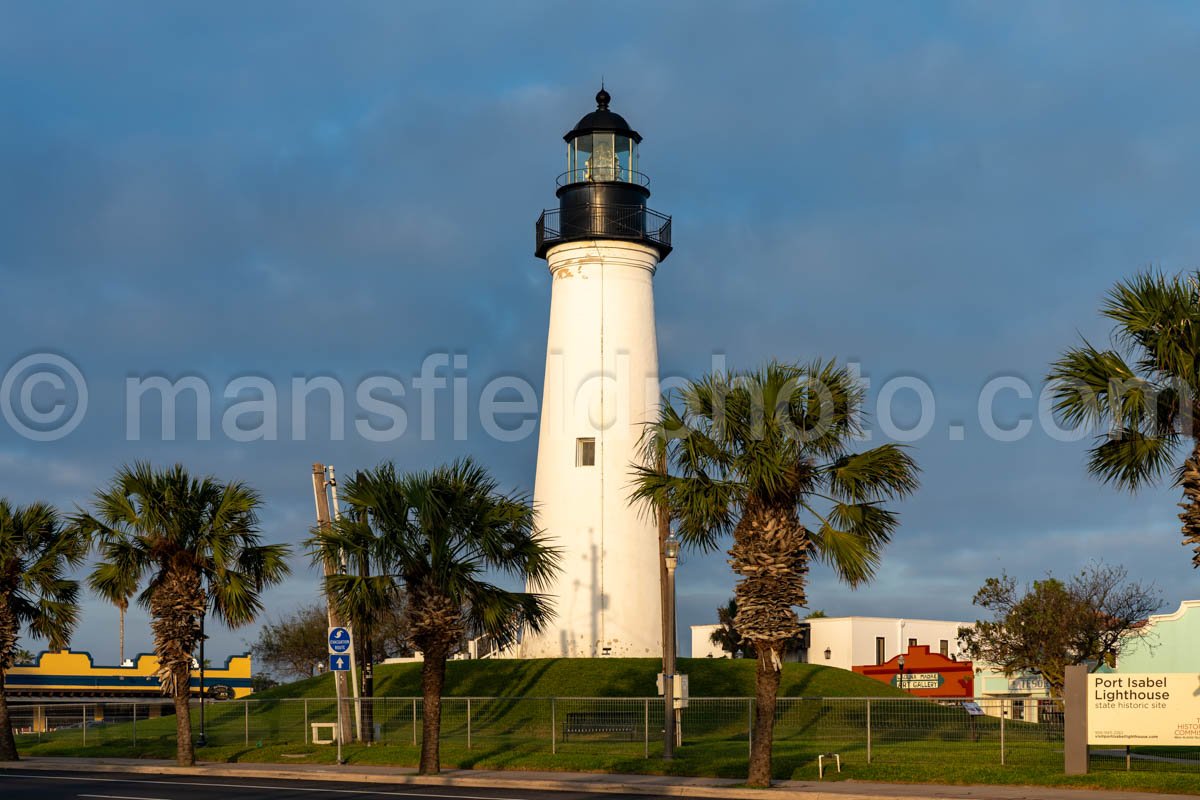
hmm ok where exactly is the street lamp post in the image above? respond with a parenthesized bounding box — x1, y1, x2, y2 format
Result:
(662, 532, 680, 760)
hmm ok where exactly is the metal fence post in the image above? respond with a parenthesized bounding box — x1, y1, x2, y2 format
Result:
(747, 698, 753, 762)
(304, 699, 309, 745)
(82, 705, 86, 746)
(131, 703, 137, 745)
(643, 698, 649, 758)
(467, 698, 472, 750)
(1000, 698, 1006, 766)
(245, 700, 250, 747)
(866, 699, 872, 765)
(412, 698, 417, 747)
(551, 697, 557, 755)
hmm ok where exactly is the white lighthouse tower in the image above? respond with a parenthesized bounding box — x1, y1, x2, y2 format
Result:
(521, 89, 673, 658)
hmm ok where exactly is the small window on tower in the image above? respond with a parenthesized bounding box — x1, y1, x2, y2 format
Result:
(576, 438, 596, 467)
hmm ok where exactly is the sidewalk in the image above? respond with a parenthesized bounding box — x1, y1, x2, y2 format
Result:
(2, 757, 1197, 800)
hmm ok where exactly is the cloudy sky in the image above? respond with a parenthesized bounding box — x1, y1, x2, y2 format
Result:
(2, 1, 1198, 663)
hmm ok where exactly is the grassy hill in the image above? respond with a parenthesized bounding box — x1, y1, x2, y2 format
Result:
(257, 657, 911, 699)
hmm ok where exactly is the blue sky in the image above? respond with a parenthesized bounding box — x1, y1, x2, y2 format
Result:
(2, 1, 1198, 663)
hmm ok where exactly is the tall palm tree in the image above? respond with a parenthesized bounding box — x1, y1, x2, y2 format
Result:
(338, 459, 559, 774)
(1049, 270, 1200, 568)
(75, 463, 291, 767)
(307, 511, 404, 743)
(632, 361, 919, 787)
(0, 500, 88, 761)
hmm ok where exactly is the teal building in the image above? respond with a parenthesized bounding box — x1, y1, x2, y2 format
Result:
(1112, 599, 1199, 673)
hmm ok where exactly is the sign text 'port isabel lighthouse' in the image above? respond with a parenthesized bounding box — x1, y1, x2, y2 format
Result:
(520, 89, 673, 658)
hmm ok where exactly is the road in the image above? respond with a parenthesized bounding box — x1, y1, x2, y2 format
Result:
(0, 770, 661, 800)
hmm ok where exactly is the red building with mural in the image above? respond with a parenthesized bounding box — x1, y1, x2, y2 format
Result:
(853, 645, 974, 698)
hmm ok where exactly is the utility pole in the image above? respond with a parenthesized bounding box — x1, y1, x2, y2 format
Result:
(327, 465, 362, 743)
(312, 463, 353, 747)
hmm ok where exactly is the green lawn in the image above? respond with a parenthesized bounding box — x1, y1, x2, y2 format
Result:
(253, 657, 911, 700)
(11, 658, 1199, 795)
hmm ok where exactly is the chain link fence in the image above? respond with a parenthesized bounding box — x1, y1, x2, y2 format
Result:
(8, 695, 1195, 772)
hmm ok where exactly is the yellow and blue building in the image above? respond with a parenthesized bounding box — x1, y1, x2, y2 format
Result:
(4, 649, 253, 700)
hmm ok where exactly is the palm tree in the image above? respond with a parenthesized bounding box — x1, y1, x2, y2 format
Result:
(338, 459, 559, 774)
(709, 598, 750, 658)
(0, 500, 88, 761)
(75, 463, 291, 767)
(1049, 270, 1200, 568)
(632, 361, 919, 787)
(307, 511, 404, 743)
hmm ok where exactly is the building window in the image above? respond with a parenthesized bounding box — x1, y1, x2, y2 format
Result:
(576, 438, 596, 466)
(875, 637, 885, 665)
(908, 637, 917, 648)
(939, 639, 949, 657)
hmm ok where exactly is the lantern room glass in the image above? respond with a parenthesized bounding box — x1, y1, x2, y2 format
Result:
(567, 134, 638, 184)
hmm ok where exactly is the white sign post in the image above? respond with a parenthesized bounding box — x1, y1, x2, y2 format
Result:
(1088, 673, 1200, 746)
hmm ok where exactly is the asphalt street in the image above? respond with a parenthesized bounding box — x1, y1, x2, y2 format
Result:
(0, 770, 661, 800)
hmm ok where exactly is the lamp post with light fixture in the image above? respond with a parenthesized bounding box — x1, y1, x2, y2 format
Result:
(662, 532, 680, 760)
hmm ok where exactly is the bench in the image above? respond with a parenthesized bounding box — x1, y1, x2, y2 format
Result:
(562, 710, 639, 741)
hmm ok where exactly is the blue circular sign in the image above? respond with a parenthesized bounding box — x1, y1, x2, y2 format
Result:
(328, 627, 352, 653)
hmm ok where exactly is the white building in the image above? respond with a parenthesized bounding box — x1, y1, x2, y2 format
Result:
(804, 616, 968, 671)
(519, 89, 673, 658)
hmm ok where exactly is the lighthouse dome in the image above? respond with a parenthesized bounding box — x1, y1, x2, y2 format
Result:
(565, 88, 642, 143)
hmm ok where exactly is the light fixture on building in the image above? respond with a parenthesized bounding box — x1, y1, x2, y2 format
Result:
(824, 647, 831, 660)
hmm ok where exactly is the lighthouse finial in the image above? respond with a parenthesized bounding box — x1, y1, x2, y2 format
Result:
(596, 83, 610, 110)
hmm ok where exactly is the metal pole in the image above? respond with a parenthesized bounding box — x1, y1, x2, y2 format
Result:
(245, 700, 250, 747)
(82, 705, 86, 746)
(132, 703, 136, 745)
(866, 699, 872, 765)
(748, 698, 753, 762)
(467, 697, 472, 750)
(336, 688, 344, 765)
(1000, 699, 1006, 766)
(304, 699, 309, 745)
(644, 698, 649, 758)
(551, 698, 557, 755)
(412, 698, 417, 746)
(663, 557, 677, 760)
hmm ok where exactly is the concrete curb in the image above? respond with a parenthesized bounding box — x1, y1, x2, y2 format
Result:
(4, 758, 1199, 800)
(0, 758, 911, 800)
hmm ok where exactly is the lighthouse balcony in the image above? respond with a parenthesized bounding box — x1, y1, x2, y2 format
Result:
(535, 204, 672, 259)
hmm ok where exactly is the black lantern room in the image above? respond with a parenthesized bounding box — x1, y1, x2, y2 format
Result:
(535, 89, 672, 260)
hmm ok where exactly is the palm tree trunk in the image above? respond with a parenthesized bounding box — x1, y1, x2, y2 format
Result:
(747, 647, 781, 788)
(0, 678, 18, 761)
(360, 634, 374, 744)
(173, 686, 194, 767)
(1179, 442, 1200, 567)
(418, 642, 449, 774)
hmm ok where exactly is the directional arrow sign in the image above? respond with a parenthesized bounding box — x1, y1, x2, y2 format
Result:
(328, 626, 352, 654)
(329, 654, 350, 672)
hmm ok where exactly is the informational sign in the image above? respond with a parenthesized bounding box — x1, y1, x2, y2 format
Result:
(328, 627, 352, 654)
(1088, 673, 1200, 745)
(962, 701, 984, 716)
(892, 672, 944, 691)
(329, 654, 351, 672)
